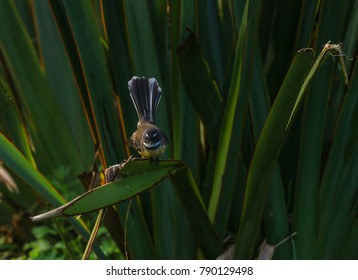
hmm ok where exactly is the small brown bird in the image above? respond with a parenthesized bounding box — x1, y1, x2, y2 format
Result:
(128, 76, 168, 158)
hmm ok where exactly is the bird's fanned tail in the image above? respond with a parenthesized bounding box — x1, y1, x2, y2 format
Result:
(128, 76, 162, 124)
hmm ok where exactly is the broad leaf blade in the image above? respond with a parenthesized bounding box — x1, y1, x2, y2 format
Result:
(293, 0, 352, 259)
(249, 50, 292, 259)
(61, 0, 125, 166)
(235, 49, 314, 259)
(31, 159, 185, 220)
(0, 75, 35, 165)
(0, 133, 65, 205)
(177, 35, 223, 148)
(0, 0, 84, 175)
(170, 166, 221, 259)
(0, 133, 106, 258)
(33, 0, 94, 169)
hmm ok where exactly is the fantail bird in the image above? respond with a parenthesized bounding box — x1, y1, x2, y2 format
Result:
(128, 76, 168, 158)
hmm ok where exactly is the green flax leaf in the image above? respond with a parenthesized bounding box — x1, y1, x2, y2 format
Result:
(32, 159, 185, 221)
(0, 133, 106, 258)
(235, 49, 314, 259)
